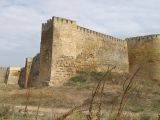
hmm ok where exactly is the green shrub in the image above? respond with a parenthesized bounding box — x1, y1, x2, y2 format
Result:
(67, 112, 82, 120)
(90, 71, 104, 80)
(69, 75, 86, 83)
(129, 105, 144, 113)
(65, 71, 105, 86)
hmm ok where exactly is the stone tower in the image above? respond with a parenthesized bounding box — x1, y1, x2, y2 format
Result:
(127, 34, 160, 80)
(39, 17, 77, 86)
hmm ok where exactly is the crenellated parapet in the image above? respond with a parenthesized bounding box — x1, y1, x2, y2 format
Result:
(42, 16, 127, 46)
(76, 25, 124, 42)
(42, 18, 53, 31)
(125, 34, 160, 41)
(42, 16, 76, 31)
(53, 16, 76, 24)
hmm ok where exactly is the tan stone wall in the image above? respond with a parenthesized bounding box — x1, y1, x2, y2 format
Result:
(0, 67, 7, 83)
(127, 34, 160, 80)
(6, 67, 21, 84)
(29, 54, 40, 87)
(39, 19, 53, 83)
(49, 17, 77, 86)
(75, 26, 128, 73)
(19, 54, 40, 88)
(24, 58, 33, 88)
(39, 17, 129, 86)
(18, 67, 25, 87)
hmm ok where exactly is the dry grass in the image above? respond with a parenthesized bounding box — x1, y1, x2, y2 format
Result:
(0, 69, 159, 119)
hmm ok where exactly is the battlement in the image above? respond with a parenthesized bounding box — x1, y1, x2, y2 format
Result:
(125, 34, 160, 41)
(42, 16, 126, 44)
(42, 16, 76, 31)
(42, 18, 53, 31)
(53, 16, 76, 24)
(76, 25, 125, 43)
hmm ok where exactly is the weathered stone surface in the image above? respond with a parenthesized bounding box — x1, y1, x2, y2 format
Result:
(0, 67, 7, 83)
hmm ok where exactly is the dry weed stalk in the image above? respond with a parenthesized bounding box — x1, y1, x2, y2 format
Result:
(54, 102, 88, 120)
(115, 62, 146, 120)
(23, 89, 31, 118)
(87, 66, 116, 120)
(23, 83, 31, 119)
(35, 91, 42, 120)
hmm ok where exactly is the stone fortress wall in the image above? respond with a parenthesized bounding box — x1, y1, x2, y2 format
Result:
(39, 17, 129, 86)
(126, 34, 160, 80)
(0, 16, 159, 87)
(19, 54, 40, 88)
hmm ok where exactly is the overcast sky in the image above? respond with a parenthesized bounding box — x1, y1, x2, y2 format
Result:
(0, 0, 160, 67)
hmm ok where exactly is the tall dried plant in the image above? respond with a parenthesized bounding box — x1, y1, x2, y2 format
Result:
(115, 62, 146, 120)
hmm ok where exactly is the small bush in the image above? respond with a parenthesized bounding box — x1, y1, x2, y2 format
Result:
(67, 112, 82, 120)
(69, 71, 88, 83)
(129, 105, 144, 113)
(90, 71, 104, 80)
(69, 75, 86, 83)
